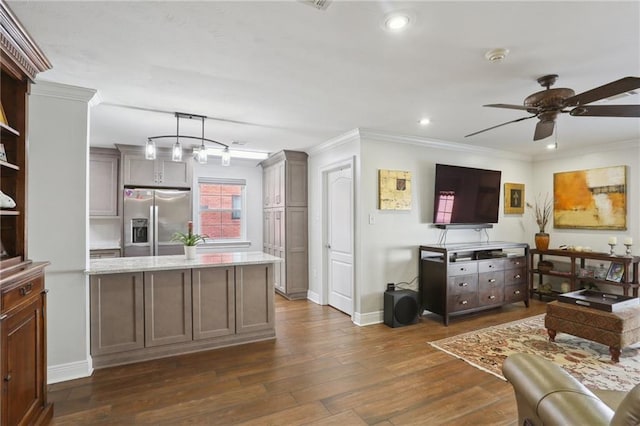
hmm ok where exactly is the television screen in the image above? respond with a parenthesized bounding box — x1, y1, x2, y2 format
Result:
(433, 164, 502, 225)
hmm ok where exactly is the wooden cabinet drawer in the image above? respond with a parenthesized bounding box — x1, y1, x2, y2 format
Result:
(478, 271, 504, 288)
(448, 262, 477, 276)
(505, 267, 526, 285)
(448, 274, 478, 295)
(478, 259, 505, 273)
(2, 276, 43, 312)
(505, 256, 526, 270)
(505, 283, 528, 303)
(479, 287, 504, 306)
(448, 292, 479, 312)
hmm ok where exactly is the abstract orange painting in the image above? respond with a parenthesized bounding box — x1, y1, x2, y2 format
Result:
(554, 165, 626, 230)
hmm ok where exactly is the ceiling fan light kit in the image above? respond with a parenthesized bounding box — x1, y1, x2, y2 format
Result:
(465, 75, 640, 142)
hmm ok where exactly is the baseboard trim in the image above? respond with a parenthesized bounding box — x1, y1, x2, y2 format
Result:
(353, 310, 383, 326)
(48, 358, 93, 384)
(306, 290, 320, 304)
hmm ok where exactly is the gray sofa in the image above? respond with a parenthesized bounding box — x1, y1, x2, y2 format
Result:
(502, 353, 640, 425)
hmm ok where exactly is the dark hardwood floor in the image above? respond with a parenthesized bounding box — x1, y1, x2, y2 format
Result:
(49, 295, 548, 425)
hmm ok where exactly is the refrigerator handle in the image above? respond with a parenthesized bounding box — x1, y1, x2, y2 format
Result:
(149, 205, 155, 256)
(154, 205, 159, 256)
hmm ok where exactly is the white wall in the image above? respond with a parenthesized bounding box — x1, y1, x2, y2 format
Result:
(28, 81, 97, 383)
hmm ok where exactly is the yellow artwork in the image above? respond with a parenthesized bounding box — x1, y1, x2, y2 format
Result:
(378, 169, 412, 210)
(554, 165, 626, 230)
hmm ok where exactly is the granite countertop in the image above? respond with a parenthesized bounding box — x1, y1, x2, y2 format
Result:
(87, 251, 282, 275)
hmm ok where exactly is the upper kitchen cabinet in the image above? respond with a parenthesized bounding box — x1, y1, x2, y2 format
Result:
(117, 144, 192, 189)
(90, 148, 119, 216)
(262, 151, 307, 209)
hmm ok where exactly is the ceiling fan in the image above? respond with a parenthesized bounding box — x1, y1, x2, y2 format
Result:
(465, 74, 640, 141)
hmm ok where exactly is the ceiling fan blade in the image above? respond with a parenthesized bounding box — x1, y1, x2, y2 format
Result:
(484, 103, 537, 112)
(465, 115, 537, 138)
(570, 105, 640, 117)
(533, 120, 555, 141)
(564, 77, 640, 106)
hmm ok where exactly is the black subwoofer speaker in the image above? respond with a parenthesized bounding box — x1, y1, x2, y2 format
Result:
(384, 289, 419, 328)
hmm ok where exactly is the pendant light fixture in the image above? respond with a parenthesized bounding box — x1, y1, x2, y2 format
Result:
(147, 112, 230, 166)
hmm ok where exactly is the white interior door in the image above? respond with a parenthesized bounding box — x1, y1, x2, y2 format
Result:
(326, 165, 354, 315)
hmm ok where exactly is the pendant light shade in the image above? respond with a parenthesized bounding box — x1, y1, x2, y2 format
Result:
(221, 147, 231, 166)
(145, 139, 157, 160)
(172, 141, 182, 161)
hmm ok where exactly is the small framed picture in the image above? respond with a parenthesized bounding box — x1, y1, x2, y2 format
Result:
(0, 102, 7, 126)
(606, 262, 625, 283)
(504, 183, 525, 214)
(0, 143, 6, 162)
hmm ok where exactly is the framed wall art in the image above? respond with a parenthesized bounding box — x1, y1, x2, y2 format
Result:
(554, 165, 626, 230)
(504, 182, 524, 214)
(378, 169, 412, 210)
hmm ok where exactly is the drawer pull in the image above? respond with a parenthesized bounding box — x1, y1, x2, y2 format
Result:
(0, 314, 6, 321)
(489, 295, 496, 300)
(460, 300, 468, 305)
(488, 279, 496, 283)
(514, 290, 521, 295)
(514, 274, 521, 279)
(4, 374, 11, 382)
(19, 283, 33, 296)
(459, 282, 468, 287)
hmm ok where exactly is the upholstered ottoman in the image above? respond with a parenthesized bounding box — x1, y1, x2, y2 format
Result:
(545, 300, 640, 362)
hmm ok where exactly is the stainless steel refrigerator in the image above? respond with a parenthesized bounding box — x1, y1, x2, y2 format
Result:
(123, 188, 192, 257)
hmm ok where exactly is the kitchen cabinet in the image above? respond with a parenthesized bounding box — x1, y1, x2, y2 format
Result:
(419, 242, 529, 325)
(89, 148, 119, 216)
(118, 144, 192, 188)
(89, 272, 144, 356)
(89, 257, 277, 369)
(144, 269, 192, 347)
(0, 3, 52, 424)
(90, 248, 121, 259)
(261, 150, 308, 299)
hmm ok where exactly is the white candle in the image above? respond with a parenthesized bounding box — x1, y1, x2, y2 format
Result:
(624, 237, 633, 245)
(609, 237, 617, 245)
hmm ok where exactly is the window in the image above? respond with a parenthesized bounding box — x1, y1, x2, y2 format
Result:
(198, 179, 246, 241)
(435, 191, 455, 223)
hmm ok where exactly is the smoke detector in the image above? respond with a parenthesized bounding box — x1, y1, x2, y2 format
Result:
(485, 48, 509, 62)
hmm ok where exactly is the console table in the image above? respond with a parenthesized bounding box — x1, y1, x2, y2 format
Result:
(419, 242, 529, 325)
(530, 249, 640, 299)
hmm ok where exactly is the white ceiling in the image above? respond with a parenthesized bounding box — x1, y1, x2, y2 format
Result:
(8, 1, 640, 158)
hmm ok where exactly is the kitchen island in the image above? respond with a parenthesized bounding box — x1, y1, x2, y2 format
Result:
(87, 252, 281, 368)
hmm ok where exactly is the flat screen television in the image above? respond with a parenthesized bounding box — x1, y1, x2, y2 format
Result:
(432, 164, 502, 225)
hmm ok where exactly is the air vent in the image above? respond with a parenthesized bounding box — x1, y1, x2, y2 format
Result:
(299, 0, 332, 10)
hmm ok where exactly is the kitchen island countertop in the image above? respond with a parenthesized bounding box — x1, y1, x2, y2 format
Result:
(87, 251, 282, 275)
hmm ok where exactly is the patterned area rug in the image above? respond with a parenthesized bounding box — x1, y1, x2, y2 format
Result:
(429, 314, 640, 391)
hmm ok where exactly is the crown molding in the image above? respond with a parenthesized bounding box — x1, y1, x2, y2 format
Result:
(30, 80, 98, 104)
(307, 128, 361, 156)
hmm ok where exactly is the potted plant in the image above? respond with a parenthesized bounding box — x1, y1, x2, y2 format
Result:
(171, 221, 207, 259)
(527, 194, 552, 251)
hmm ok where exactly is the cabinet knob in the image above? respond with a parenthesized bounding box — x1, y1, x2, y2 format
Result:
(514, 290, 521, 295)
(489, 295, 496, 300)
(4, 374, 11, 382)
(459, 282, 468, 287)
(460, 300, 468, 305)
(514, 274, 521, 279)
(488, 279, 496, 283)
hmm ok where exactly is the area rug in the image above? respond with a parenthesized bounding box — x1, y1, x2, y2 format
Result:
(429, 314, 640, 391)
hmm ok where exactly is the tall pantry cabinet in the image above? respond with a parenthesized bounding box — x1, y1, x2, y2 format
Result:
(261, 151, 308, 300)
(0, 1, 53, 425)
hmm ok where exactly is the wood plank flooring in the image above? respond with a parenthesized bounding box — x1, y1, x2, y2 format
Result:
(49, 296, 548, 425)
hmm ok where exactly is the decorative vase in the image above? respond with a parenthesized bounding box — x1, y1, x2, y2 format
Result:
(535, 232, 550, 251)
(184, 245, 197, 260)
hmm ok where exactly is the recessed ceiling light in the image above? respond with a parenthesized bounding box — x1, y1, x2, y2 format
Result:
(383, 12, 412, 32)
(484, 48, 509, 62)
(418, 118, 430, 125)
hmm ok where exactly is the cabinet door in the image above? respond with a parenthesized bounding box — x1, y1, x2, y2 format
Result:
(192, 267, 235, 340)
(157, 158, 191, 188)
(273, 161, 285, 207)
(284, 207, 307, 296)
(89, 154, 119, 216)
(236, 264, 275, 334)
(90, 273, 144, 355)
(144, 269, 192, 347)
(286, 160, 307, 207)
(1, 296, 45, 426)
(123, 155, 157, 186)
(263, 165, 272, 207)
